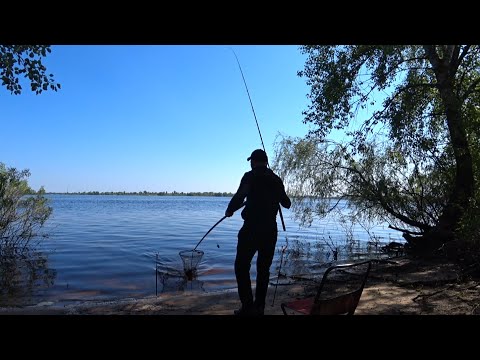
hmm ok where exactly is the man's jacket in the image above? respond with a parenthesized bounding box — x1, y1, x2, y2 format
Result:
(227, 166, 291, 228)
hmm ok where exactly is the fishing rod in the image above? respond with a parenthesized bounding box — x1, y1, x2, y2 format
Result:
(271, 235, 288, 307)
(193, 215, 227, 251)
(230, 48, 286, 232)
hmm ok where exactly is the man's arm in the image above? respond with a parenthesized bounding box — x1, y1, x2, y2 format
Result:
(225, 173, 250, 217)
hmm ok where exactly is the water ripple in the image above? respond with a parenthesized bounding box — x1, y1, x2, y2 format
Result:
(9, 194, 404, 305)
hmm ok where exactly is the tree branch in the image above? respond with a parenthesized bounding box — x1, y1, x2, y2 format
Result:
(450, 45, 461, 70)
(424, 45, 441, 69)
(453, 45, 472, 72)
(334, 162, 432, 231)
(388, 224, 424, 235)
(367, 82, 438, 127)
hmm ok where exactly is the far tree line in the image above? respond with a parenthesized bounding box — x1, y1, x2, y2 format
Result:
(44, 190, 235, 197)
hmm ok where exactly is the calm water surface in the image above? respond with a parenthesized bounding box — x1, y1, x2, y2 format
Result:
(1, 195, 403, 306)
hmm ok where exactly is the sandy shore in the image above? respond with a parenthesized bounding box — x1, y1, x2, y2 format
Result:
(1, 257, 479, 315)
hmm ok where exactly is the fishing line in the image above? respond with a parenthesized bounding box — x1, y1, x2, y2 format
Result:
(229, 47, 286, 232)
(229, 47, 290, 306)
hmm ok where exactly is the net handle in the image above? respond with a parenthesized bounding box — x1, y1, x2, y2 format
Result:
(193, 215, 227, 251)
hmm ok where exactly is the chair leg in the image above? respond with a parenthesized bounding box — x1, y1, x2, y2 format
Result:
(281, 303, 288, 315)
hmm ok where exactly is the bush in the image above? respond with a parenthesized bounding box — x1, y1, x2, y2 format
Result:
(0, 162, 52, 253)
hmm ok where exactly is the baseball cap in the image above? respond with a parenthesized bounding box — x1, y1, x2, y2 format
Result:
(247, 149, 268, 162)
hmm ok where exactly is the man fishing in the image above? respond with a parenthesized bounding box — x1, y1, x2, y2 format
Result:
(225, 149, 291, 316)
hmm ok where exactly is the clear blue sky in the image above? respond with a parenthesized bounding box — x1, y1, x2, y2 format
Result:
(1, 45, 312, 193)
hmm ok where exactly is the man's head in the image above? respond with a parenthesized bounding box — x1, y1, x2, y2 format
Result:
(247, 149, 268, 168)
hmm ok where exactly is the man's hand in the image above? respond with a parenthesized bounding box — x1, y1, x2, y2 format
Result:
(225, 210, 234, 217)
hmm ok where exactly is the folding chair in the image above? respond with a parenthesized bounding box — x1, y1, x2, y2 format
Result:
(281, 260, 371, 315)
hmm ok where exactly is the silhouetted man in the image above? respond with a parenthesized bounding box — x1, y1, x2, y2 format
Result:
(225, 149, 291, 315)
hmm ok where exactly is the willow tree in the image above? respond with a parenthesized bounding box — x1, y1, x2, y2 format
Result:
(0, 164, 52, 250)
(273, 45, 479, 253)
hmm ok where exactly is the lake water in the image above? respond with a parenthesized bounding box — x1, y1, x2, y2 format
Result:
(1, 195, 403, 307)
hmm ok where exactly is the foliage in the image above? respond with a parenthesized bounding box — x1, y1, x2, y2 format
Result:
(0, 163, 52, 252)
(0, 45, 60, 95)
(274, 136, 454, 233)
(273, 46, 480, 249)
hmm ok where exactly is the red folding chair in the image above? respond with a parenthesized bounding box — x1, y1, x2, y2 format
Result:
(281, 260, 371, 315)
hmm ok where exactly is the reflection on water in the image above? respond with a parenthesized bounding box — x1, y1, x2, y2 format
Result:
(0, 246, 56, 306)
(156, 235, 402, 294)
(271, 235, 399, 285)
(156, 269, 205, 293)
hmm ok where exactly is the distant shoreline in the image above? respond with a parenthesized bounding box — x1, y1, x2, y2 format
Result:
(42, 192, 344, 199)
(45, 191, 235, 197)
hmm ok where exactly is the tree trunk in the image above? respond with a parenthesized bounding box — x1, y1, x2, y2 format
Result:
(406, 47, 476, 253)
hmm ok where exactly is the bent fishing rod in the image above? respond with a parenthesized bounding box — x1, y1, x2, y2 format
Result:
(193, 215, 227, 251)
(230, 48, 286, 232)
